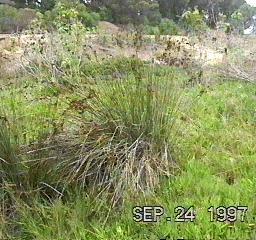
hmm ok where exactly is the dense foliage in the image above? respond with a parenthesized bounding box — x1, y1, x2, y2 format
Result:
(0, 0, 255, 33)
(35, 1, 100, 31)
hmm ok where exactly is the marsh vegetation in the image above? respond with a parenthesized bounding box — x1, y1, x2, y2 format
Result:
(0, 0, 256, 239)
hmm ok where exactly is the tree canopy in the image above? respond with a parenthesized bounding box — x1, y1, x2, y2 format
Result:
(1, 0, 255, 28)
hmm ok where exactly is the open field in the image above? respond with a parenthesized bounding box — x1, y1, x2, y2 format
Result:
(0, 26, 256, 240)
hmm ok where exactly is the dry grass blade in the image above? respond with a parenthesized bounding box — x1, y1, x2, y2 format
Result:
(223, 63, 256, 84)
(217, 41, 256, 84)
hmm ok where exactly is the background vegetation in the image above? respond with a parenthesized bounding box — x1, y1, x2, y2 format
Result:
(0, 0, 256, 34)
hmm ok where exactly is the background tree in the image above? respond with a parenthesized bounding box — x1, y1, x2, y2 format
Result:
(13, 0, 25, 8)
(238, 3, 256, 26)
(0, 0, 15, 5)
(102, 0, 161, 25)
(158, 0, 190, 20)
(1, 0, 251, 30)
(39, 0, 56, 12)
(219, 0, 246, 17)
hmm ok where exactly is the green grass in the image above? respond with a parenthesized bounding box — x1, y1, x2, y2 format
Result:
(0, 55, 256, 239)
(0, 82, 64, 145)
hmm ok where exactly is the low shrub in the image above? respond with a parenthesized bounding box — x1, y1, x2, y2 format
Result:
(23, 19, 89, 85)
(144, 25, 160, 35)
(157, 37, 196, 68)
(145, 19, 182, 35)
(159, 18, 181, 35)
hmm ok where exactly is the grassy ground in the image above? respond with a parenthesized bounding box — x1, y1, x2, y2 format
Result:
(0, 30, 256, 239)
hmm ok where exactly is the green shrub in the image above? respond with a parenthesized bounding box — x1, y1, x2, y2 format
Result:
(144, 25, 160, 35)
(26, 10, 89, 84)
(230, 10, 244, 34)
(79, 9, 100, 28)
(35, 1, 100, 31)
(0, 4, 18, 33)
(98, 6, 114, 22)
(181, 7, 208, 33)
(159, 18, 181, 35)
(0, 5, 36, 33)
(145, 19, 181, 35)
